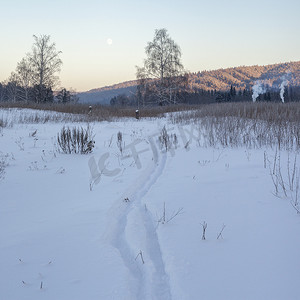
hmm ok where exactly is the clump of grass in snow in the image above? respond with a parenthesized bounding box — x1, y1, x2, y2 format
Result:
(57, 125, 95, 154)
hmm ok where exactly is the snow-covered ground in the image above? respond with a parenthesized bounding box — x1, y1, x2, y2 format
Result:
(1, 108, 300, 300)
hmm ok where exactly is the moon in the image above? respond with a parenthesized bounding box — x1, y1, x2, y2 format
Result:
(107, 38, 113, 45)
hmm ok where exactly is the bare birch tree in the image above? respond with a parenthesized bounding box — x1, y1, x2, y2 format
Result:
(6, 73, 19, 102)
(16, 57, 33, 103)
(136, 28, 187, 105)
(27, 35, 62, 103)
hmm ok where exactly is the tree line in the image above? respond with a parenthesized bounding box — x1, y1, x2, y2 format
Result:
(1, 35, 77, 104)
(110, 85, 300, 107)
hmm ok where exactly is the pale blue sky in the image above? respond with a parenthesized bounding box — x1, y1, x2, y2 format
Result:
(0, 0, 299, 91)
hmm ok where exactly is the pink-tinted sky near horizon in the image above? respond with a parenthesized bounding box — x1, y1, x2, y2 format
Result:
(0, 0, 299, 92)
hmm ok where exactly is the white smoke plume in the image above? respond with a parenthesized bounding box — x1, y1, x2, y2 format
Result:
(279, 72, 291, 103)
(280, 80, 287, 103)
(252, 81, 267, 102)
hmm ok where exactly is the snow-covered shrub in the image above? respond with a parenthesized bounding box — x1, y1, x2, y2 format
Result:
(57, 125, 95, 154)
(159, 126, 171, 152)
(158, 126, 179, 152)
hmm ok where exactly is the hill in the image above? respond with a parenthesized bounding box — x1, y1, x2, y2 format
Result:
(77, 80, 137, 105)
(77, 61, 300, 104)
(190, 61, 300, 91)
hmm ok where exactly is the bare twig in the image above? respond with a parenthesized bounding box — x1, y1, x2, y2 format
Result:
(217, 224, 226, 239)
(288, 152, 297, 192)
(201, 221, 207, 240)
(273, 149, 277, 175)
(135, 250, 145, 264)
(158, 202, 183, 224)
(162, 202, 166, 223)
(167, 207, 184, 223)
(290, 201, 300, 214)
(277, 154, 288, 197)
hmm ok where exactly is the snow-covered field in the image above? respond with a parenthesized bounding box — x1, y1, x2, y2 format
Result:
(1, 108, 300, 300)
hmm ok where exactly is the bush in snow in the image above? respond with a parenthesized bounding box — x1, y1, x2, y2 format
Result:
(159, 126, 171, 152)
(57, 125, 95, 154)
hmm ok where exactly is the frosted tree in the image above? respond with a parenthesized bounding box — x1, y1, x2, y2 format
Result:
(136, 28, 188, 106)
(16, 57, 33, 103)
(5, 73, 19, 102)
(27, 35, 62, 103)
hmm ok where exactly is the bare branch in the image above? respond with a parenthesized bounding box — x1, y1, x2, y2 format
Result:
(135, 250, 145, 264)
(201, 221, 207, 240)
(217, 224, 226, 239)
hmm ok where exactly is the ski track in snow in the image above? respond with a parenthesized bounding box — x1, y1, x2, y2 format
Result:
(103, 143, 171, 300)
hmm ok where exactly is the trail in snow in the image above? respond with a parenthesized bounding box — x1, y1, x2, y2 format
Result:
(133, 153, 171, 300)
(102, 140, 171, 300)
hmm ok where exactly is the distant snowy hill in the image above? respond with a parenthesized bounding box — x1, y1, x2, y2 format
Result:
(77, 82, 137, 105)
(77, 61, 300, 104)
(190, 61, 300, 91)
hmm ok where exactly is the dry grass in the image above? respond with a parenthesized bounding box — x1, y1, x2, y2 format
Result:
(2, 101, 300, 150)
(169, 102, 300, 124)
(0, 102, 197, 121)
(169, 102, 300, 150)
(57, 125, 95, 154)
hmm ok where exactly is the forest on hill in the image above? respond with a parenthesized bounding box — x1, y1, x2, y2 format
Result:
(189, 61, 300, 91)
(83, 61, 300, 94)
(78, 61, 300, 105)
